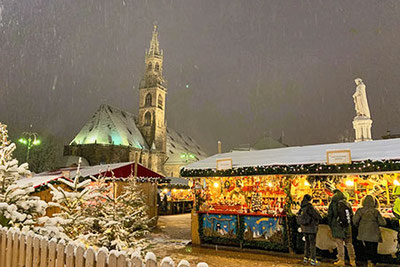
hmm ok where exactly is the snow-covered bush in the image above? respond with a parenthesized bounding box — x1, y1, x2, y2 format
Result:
(46, 156, 153, 250)
(45, 158, 99, 240)
(0, 122, 48, 228)
(86, 177, 153, 250)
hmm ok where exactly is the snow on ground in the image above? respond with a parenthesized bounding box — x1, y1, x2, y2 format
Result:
(152, 214, 397, 267)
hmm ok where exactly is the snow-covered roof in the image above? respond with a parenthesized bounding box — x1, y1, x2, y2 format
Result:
(165, 128, 207, 165)
(251, 135, 287, 150)
(16, 162, 163, 189)
(70, 104, 149, 149)
(184, 138, 400, 170)
(15, 175, 65, 189)
(69, 104, 208, 164)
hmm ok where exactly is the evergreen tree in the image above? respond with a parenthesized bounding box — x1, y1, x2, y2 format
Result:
(46, 158, 98, 239)
(0, 122, 48, 228)
(88, 177, 153, 250)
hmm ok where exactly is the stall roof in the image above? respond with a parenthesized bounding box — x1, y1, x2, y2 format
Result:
(16, 161, 164, 188)
(184, 138, 400, 170)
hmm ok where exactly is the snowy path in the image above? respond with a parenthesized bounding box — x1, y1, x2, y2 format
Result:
(149, 214, 395, 267)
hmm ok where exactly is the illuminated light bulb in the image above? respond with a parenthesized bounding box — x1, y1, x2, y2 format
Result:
(345, 180, 354, 187)
(394, 180, 400, 186)
(268, 182, 273, 187)
(304, 181, 310, 186)
(213, 182, 219, 188)
(162, 188, 169, 194)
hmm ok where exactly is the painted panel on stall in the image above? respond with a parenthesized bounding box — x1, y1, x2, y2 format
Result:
(243, 216, 284, 243)
(202, 214, 237, 238)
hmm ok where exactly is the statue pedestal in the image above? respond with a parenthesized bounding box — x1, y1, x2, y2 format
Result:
(353, 116, 373, 142)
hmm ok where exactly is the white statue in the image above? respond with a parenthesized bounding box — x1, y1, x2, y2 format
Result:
(353, 78, 371, 118)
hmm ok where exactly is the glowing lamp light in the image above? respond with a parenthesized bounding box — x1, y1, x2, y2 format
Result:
(345, 180, 355, 187)
(172, 189, 177, 193)
(268, 182, 273, 187)
(18, 138, 27, 145)
(162, 188, 169, 194)
(394, 180, 400, 186)
(213, 182, 219, 188)
(304, 181, 311, 186)
(33, 139, 41, 145)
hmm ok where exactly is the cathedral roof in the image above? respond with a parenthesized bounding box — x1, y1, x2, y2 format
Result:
(251, 134, 287, 150)
(70, 104, 149, 150)
(165, 127, 207, 165)
(69, 104, 207, 164)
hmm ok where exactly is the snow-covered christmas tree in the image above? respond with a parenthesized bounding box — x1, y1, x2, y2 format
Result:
(88, 177, 153, 250)
(0, 122, 48, 228)
(46, 157, 98, 239)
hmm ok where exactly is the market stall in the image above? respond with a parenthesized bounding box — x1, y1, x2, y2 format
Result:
(182, 139, 400, 263)
(159, 177, 193, 215)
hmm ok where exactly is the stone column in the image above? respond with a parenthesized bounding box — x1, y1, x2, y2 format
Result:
(353, 116, 373, 142)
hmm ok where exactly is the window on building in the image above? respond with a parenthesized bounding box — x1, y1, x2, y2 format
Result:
(147, 62, 152, 70)
(144, 112, 152, 126)
(158, 94, 163, 109)
(155, 63, 160, 71)
(145, 93, 152, 106)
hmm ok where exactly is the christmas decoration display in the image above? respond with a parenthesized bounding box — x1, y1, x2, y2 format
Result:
(251, 192, 263, 212)
(191, 171, 400, 256)
(0, 122, 48, 229)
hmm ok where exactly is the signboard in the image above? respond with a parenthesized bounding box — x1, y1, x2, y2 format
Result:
(216, 158, 233, 170)
(326, 150, 352, 165)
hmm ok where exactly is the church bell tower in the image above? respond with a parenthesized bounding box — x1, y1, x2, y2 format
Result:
(138, 25, 167, 153)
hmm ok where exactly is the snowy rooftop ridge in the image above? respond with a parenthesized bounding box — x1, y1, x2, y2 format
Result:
(183, 138, 400, 170)
(70, 104, 149, 149)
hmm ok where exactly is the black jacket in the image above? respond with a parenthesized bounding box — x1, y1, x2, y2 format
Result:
(300, 198, 322, 234)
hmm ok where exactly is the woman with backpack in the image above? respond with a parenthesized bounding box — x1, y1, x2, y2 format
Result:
(353, 195, 386, 267)
(298, 194, 322, 266)
(328, 189, 356, 267)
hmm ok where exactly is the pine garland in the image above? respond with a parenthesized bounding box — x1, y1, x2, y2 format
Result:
(181, 159, 400, 177)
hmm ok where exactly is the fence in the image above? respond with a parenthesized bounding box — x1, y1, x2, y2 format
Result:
(0, 227, 208, 267)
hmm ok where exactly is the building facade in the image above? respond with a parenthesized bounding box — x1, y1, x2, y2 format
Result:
(64, 26, 206, 176)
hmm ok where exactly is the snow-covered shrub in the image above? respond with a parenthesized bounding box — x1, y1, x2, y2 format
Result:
(0, 122, 48, 228)
(86, 177, 153, 250)
(45, 158, 99, 240)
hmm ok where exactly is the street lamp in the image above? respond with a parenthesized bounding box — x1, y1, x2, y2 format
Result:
(180, 152, 196, 163)
(18, 132, 41, 162)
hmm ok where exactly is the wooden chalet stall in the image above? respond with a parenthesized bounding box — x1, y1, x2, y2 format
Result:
(16, 162, 166, 224)
(181, 139, 400, 264)
(159, 177, 194, 215)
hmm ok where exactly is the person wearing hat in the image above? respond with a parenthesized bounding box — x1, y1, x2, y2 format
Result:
(328, 189, 356, 267)
(353, 195, 386, 267)
(299, 194, 322, 266)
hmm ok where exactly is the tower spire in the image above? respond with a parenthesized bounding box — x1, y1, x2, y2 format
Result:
(148, 24, 162, 56)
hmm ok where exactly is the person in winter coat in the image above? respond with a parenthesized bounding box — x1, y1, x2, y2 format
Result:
(353, 195, 386, 267)
(328, 190, 356, 267)
(299, 194, 322, 266)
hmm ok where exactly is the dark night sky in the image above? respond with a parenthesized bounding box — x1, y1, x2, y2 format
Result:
(1, 0, 400, 154)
